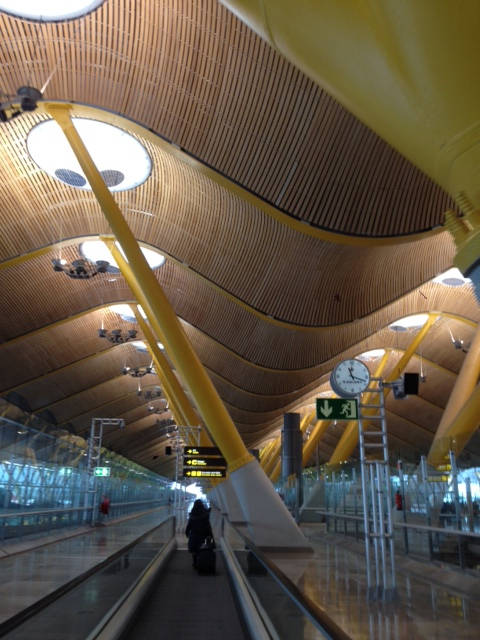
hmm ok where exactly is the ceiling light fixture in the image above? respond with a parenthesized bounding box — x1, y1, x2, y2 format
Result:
(98, 328, 137, 344)
(27, 118, 151, 192)
(0, 1, 104, 22)
(122, 364, 155, 378)
(0, 86, 42, 122)
(53, 257, 112, 279)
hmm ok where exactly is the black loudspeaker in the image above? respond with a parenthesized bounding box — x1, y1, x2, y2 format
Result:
(403, 373, 419, 395)
(165, 445, 172, 455)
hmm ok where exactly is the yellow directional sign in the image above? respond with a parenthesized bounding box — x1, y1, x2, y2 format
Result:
(184, 446, 221, 456)
(184, 456, 226, 468)
(184, 469, 226, 478)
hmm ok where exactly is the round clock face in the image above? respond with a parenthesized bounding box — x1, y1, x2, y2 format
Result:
(330, 359, 371, 397)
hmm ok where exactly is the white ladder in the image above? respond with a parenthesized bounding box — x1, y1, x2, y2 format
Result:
(358, 378, 396, 600)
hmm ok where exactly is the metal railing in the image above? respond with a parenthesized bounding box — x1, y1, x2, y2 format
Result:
(225, 519, 352, 640)
(0, 499, 167, 542)
(303, 507, 480, 569)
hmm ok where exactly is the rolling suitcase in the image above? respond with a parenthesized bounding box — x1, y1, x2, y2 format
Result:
(196, 536, 216, 574)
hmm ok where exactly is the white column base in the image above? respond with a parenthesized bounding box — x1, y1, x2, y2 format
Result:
(229, 459, 312, 550)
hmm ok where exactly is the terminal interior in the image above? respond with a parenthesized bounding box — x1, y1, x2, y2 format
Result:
(0, 2, 480, 639)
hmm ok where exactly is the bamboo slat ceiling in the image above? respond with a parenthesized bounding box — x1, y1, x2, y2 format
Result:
(0, 0, 479, 475)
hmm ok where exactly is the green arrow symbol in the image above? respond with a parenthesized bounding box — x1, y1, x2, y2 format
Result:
(319, 400, 333, 417)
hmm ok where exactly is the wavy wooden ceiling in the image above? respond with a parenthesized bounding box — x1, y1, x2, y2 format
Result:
(0, 0, 479, 475)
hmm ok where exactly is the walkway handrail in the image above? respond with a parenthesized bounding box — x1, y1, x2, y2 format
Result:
(305, 508, 480, 539)
(0, 514, 175, 637)
(0, 499, 166, 521)
(229, 521, 352, 640)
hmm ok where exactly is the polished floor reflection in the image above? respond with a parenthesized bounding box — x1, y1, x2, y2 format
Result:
(268, 528, 480, 639)
(0, 508, 168, 627)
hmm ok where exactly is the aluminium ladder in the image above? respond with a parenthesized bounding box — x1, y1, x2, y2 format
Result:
(357, 378, 396, 600)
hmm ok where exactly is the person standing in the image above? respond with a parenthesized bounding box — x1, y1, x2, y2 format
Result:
(99, 495, 110, 524)
(185, 499, 213, 568)
(394, 489, 403, 511)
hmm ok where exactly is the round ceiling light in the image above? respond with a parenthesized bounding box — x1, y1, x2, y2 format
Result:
(389, 314, 429, 332)
(432, 267, 471, 287)
(27, 118, 151, 192)
(80, 240, 165, 271)
(0, 1, 104, 21)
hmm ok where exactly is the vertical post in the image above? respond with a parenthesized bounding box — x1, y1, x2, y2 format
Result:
(465, 478, 474, 533)
(398, 461, 409, 554)
(449, 450, 465, 569)
(420, 456, 434, 559)
(369, 464, 380, 596)
(358, 417, 372, 595)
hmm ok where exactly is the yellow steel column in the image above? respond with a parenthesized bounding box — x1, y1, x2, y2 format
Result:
(221, 2, 480, 212)
(260, 439, 276, 468)
(263, 436, 281, 476)
(428, 322, 480, 466)
(105, 240, 200, 430)
(302, 420, 330, 468)
(48, 104, 252, 472)
(430, 382, 480, 460)
(129, 306, 189, 427)
(270, 409, 315, 482)
(330, 316, 437, 464)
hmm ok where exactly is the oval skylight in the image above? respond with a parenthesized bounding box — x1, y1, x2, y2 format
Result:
(389, 314, 429, 332)
(432, 267, 471, 287)
(358, 349, 386, 361)
(131, 340, 165, 352)
(109, 304, 145, 324)
(0, 1, 104, 22)
(27, 118, 151, 192)
(80, 240, 165, 271)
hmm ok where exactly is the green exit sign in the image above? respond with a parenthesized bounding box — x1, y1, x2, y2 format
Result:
(94, 466, 111, 477)
(316, 398, 358, 420)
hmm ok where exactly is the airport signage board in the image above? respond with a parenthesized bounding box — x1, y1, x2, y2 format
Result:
(184, 469, 226, 478)
(316, 398, 358, 420)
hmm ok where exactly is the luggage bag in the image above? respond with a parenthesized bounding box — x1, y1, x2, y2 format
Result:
(196, 537, 216, 574)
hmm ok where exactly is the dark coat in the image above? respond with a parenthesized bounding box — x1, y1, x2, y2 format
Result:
(185, 509, 213, 553)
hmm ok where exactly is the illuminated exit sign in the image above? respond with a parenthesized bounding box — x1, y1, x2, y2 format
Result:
(94, 467, 111, 477)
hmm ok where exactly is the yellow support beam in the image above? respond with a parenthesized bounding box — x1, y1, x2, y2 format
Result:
(430, 382, 480, 461)
(428, 322, 480, 466)
(48, 104, 252, 473)
(222, 2, 480, 211)
(302, 420, 330, 468)
(329, 314, 437, 464)
(129, 304, 213, 448)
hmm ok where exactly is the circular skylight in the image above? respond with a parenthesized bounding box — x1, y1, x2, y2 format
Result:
(389, 314, 429, 332)
(358, 349, 386, 361)
(109, 304, 145, 323)
(80, 240, 165, 271)
(131, 340, 165, 352)
(27, 118, 151, 192)
(432, 267, 471, 287)
(0, 1, 104, 22)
